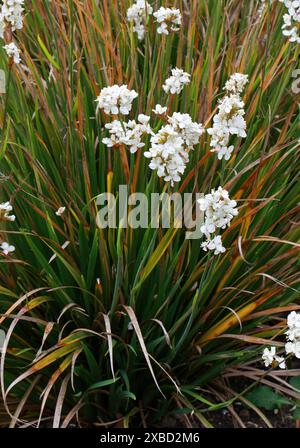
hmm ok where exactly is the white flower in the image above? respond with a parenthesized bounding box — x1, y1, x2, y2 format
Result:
(262, 311, 300, 369)
(127, 0, 153, 41)
(167, 112, 204, 148)
(144, 112, 202, 185)
(285, 341, 300, 358)
(198, 187, 238, 255)
(144, 124, 186, 185)
(286, 311, 300, 341)
(201, 235, 226, 255)
(163, 68, 190, 95)
(279, 0, 300, 43)
(1, 241, 15, 255)
(0, 201, 15, 221)
(3, 42, 20, 64)
(137, 113, 150, 125)
(198, 187, 238, 238)
(56, 206, 66, 216)
(153, 7, 181, 35)
(262, 346, 286, 369)
(224, 73, 249, 95)
(262, 346, 276, 367)
(208, 75, 248, 161)
(0, 0, 25, 38)
(102, 115, 152, 154)
(276, 355, 286, 369)
(152, 104, 167, 115)
(102, 120, 125, 148)
(96, 85, 138, 116)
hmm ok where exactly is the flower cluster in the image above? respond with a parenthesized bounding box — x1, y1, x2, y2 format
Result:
(1, 241, 15, 255)
(207, 73, 248, 160)
(279, 0, 300, 43)
(152, 104, 167, 115)
(262, 311, 300, 370)
(144, 113, 203, 185)
(198, 187, 238, 255)
(126, 3, 181, 39)
(3, 41, 20, 63)
(201, 235, 226, 255)
(153, 7, 181, 35)
(96, 85, 138, 116)
(0, 0, 24, 35)
(0, 201, 15, 256)
(0, 201, 15, 222)
(262, 347, 286, 369)
(102, 114, 152, 154)
(163, 67, 190, 95)
(126, 0, 153, 41)
(285, 311, 300, 358)
(0, 0, 25, 64)
(167, 112, 204, 149)
(223, 73, 249, 95)
(145, 125, 186, 184)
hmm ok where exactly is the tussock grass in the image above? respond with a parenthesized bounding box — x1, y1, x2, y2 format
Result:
(0, 0, 299, 427)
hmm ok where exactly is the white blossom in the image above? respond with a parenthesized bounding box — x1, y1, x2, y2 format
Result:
(262, 347, 286, 369)
(286, 310, 300, 341)
(144, 124, 186, 185)
(152, 104, 167, 115)
(153, 7, 181, 35)
(201, 235, 226, 255)
(198, 187, 238, 255)
(275, 355, 286, 369)
(224, 73, 249, 95)
(96, 85, 138, 116)
(208, 74, 248, 161)
(144, 112, 203, 185)
(262, 346, 276, 367)
(0, 0, 25, 38)
(262, 311, 300, 369)
(3, 41, 20, 63)
(285, 341, 300, 358)
(198, 187, 238, 238)
(279, 0, 300, 43)
(167, 112, 204, 148)
(127, 0, 153, 41)
(163, 68, 190, 95)
(56, 206, 66, 217)
(0, 201, 15, 221)
(1, 241, 15, 255)
(102, 114, 152, 154)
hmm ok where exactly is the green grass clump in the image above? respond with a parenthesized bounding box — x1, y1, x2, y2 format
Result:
(0, 0, 299, 427)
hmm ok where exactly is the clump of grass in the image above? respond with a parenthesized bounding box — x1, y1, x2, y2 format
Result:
(0, 0, 299, 427)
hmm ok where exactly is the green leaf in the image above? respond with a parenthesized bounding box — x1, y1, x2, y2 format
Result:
(289, 376, 300, 391)
(246, 386, 291, 411)
(293, 407, 300, 420)
(88, 377, 119, 392)
(37, 35, 60, 69)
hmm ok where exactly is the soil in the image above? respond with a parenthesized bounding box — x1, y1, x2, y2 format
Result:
(207, 403, 296, 428)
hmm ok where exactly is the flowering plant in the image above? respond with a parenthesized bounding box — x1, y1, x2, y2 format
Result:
(0, 0, 299, 428)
